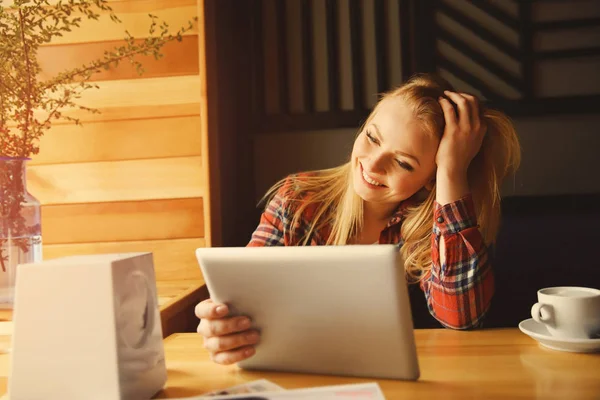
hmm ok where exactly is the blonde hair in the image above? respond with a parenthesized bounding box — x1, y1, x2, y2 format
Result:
(262, 73, 521, 281)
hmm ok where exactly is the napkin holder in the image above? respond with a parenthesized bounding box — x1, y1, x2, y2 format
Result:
(9, 252, 166, 400)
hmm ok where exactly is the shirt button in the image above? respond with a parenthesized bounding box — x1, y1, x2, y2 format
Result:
(437, 216, 444, 223)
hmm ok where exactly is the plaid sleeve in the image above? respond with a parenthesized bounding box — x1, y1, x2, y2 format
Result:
(247, 190, 287, 247)
(420, 194, 494, 329)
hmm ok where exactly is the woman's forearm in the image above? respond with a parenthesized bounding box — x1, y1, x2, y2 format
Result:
(435, 168, 469, 206)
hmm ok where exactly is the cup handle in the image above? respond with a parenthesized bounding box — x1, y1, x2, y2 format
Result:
(531, 302, 553, 323)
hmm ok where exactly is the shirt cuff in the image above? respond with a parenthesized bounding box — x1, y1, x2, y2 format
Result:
(433, 194, 478, 236)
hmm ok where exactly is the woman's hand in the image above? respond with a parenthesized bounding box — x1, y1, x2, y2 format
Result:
(435, 91, 487, 205)
(436, 91, 487, 176)
(195, 299, 260, 365)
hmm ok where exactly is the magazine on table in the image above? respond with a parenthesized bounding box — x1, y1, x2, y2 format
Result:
(169, 380, 386, 400)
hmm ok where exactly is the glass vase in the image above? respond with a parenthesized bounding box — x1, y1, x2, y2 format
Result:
(0, 157, 42, 308)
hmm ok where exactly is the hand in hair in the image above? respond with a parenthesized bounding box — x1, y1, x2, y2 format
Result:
(195, 299, 260, 365)
(436, 91, 487, 176)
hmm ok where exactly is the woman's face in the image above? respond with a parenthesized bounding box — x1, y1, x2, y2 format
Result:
(351, 96, 440, 208)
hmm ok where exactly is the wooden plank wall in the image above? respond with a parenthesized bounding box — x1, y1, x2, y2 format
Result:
(24, 0, 206, 281)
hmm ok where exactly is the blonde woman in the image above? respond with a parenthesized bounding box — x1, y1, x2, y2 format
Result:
(195, 74, 521, 365)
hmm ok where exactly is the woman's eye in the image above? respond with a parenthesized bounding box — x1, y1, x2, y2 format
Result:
(366, 131, 377, 143)
(396, 160, 414, 172)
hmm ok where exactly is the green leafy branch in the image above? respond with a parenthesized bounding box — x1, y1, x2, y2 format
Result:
(0, 0, 197, 158)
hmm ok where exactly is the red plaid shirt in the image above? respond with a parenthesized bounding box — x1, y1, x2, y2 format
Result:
(248, 175, 494, 329)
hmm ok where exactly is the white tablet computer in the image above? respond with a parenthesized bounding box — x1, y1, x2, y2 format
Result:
(195, 245, 420, 380)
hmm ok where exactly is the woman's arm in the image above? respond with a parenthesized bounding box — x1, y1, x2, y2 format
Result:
(422, 91, 493, 329)
(420, 193, 494, 329)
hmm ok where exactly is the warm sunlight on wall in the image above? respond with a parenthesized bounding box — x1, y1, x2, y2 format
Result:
(28, 0, 205, 280)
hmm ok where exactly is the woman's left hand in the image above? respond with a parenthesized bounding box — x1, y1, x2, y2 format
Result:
(436, 91, 487, 176)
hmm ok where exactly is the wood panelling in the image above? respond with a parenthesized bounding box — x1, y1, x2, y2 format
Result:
(28, 157, 204, 205)
(6, 76, 202, 126)
(197, 0, 215, 247)
(36, 0, 198, 45)
(38, 36, 200, 82)
(31, 116, 202, 166)
(45, 75, 201, 124)
(18, 0, 208, 283)
(42, 198, 204, 244)
(55, 103, 201, 125)
(44, 238, 205, 281)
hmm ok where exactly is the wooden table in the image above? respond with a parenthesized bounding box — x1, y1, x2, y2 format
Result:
(154, 330, 600, 400)
(0, 324, 597, 399)
(155, 280, 207, 337)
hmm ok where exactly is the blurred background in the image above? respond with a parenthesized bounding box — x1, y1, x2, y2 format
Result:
(28, 0, 600, 328)
(204, 0, 600, 327)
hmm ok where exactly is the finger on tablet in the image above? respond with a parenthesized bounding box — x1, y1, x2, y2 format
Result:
(203, 330, 260, 353)
(195, 299, 229, 319)
(211, 345, 256, 365)
(198, 316, 252, 337)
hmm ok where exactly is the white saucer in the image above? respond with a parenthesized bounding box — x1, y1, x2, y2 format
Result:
(519, 318, 600, 353)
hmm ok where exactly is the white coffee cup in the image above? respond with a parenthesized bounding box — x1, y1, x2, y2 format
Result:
(531, 286, 600, 339)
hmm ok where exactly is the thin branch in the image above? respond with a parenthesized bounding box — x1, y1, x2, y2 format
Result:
(29, 7, 71, 29)
(29, 0, 112, 28)
(40, 95, 71, 127)
(0, 78, 19, 98)
(0, 246, 6, 272)
(42, 38, 172, 89)
(0, 88, 6, 126)
(18, 8, 33, 149)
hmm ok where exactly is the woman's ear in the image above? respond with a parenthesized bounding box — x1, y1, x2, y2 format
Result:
(424, 180, 435, 191)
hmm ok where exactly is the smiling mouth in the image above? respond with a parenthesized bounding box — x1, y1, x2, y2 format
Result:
(360, 164, 386, 188)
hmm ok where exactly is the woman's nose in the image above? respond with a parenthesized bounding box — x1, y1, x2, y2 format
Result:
(365, 152, 387, 173)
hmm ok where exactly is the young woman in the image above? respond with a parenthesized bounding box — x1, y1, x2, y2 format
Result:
(195, 74, 521, 365)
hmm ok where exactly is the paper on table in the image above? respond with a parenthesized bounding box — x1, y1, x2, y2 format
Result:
(201, 379, 285, 396)
(170, 382, 385, 400)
